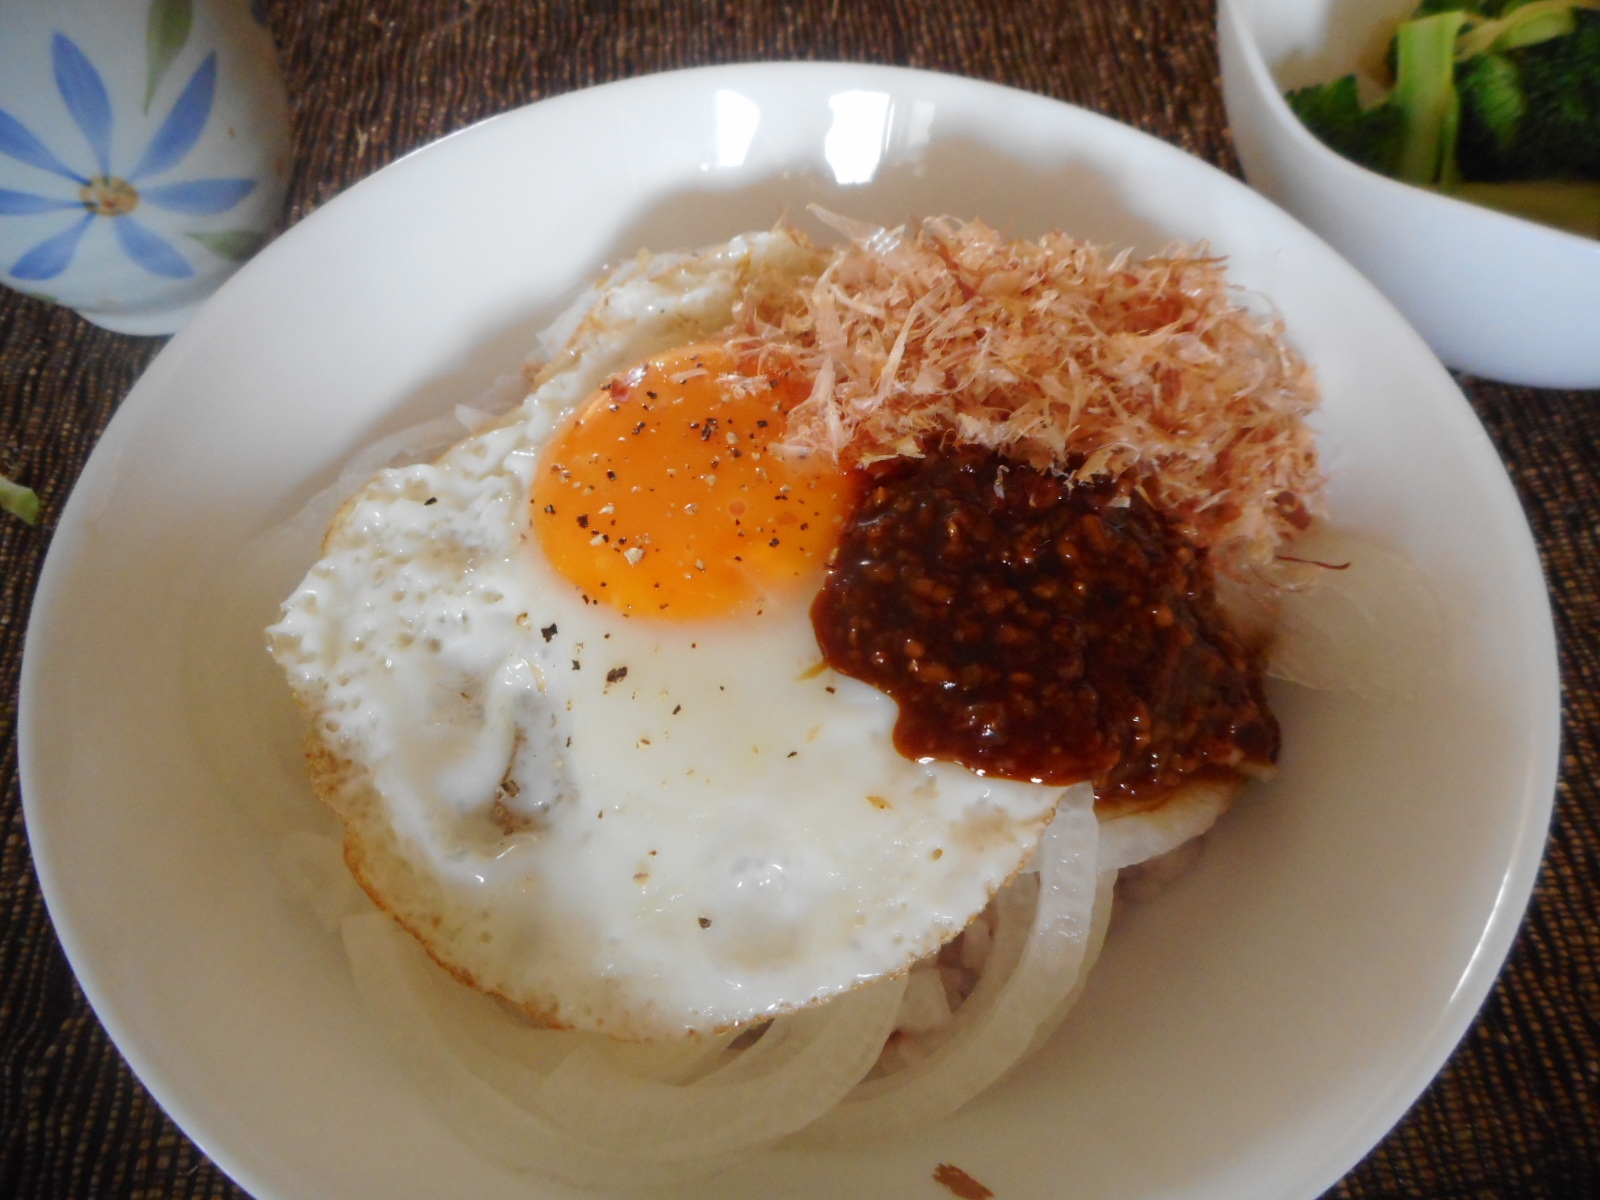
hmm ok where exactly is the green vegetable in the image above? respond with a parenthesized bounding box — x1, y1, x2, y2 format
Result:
(1457, 8, 1600, 180)
(1285, 75, 1404, 172)
(1457, 51, 1525, 150)
(1285, 10, 1470, 183)
(1456, 0, 1584, 59)
(1392, 10, 1470, 183)
(0, 473, 41, 525)
(1282, 1, 1600, 236)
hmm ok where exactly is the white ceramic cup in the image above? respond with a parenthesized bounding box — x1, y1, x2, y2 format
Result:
(0, 0, 290, 334)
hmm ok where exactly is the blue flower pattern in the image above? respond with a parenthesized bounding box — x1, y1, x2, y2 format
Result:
(0, 34, 256, 281)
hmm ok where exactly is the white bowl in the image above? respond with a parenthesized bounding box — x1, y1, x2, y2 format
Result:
(20, 63, 1558, 1200)
(1219, 0, 1600, 388)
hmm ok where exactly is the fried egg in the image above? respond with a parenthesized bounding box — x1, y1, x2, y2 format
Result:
(268, 230, 1068, 1040)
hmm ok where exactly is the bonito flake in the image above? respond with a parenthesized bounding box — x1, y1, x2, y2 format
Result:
(729, 211, 1323, 577)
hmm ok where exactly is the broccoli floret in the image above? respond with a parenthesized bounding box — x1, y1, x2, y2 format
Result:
(1287, 11, 1467, 182)
(1286, 75, 1406, 173)
(1457, 9, 1600, 180)
(1457, 51, 1525, 152)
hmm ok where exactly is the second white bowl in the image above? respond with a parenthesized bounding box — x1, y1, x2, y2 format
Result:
(1219, 0, 1600, 389)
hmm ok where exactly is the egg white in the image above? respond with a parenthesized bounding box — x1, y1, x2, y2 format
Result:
(268, 230, 1068, 1039)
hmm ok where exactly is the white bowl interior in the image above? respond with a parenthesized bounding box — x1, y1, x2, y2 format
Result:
(1219, 0, 1600, 388)
(20, 63, 1558, 1200)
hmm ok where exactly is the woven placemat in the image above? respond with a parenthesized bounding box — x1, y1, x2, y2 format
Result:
(1, 1, 1595, 1196)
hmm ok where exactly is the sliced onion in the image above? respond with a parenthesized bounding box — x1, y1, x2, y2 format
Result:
(795, 781, 1100, 1143)
(274, 831, 370, 933)
(531, 975, 905, 1161)
(580, 1026, 741, 1087)
(894, 966, 954, 1036)
(339, 780, 1103, 1177)
(1022, 867, 1117, 1059)
(342, 912, 671, 1188)
(395, 935, 591, 1099)
(1266, 525, 1446, 703)
(701, 1006, 841, 1087)
(342, 910, 906, 1183)
(1097, 774, 1236, 870)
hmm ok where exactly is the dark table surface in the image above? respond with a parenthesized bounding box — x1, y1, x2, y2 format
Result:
(2, 1, 1597, 1197)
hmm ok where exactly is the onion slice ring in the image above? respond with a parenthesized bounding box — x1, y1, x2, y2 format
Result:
(342, 911, 907, 1185)
(1097, 775, 1239, 870)
(794, 781, 1100, 1143)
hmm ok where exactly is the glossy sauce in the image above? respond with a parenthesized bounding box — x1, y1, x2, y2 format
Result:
(811, 448, 1278, 803)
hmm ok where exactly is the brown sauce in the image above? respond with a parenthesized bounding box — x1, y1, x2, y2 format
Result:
(810, 447, 1277, 803)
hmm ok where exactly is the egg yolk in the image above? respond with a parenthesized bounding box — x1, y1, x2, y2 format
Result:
(532, 343, 859, 619)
